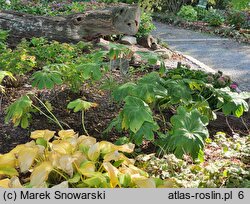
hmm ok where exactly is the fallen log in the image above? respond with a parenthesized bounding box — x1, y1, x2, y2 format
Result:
(0, 5, 140, 44)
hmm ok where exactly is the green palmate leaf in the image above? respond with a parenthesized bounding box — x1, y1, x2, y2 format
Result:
(112, 82, 136, 102)
(216, 87, 250, 117)
(164, 80, 192, 104)
(31, 68, 63, 90)
(4, 95, 33, 129)
(67, 99, 98, 112)
(166, 106, 209, 160)
(121, 96, 154, 133)
(132, 122, 159, 145)
(77, 63, 102, 81)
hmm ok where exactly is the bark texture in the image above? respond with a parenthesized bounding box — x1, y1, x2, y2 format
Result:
(0, 5, 140, 43)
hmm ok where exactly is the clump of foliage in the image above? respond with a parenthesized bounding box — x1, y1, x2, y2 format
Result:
(136, 11, 156, 38)
(229, 0, 250, 10)
(177, 5, 198, 22)
(226, 10, 249, 29)
(0, 0, 87, 16)
(108, 65, 250, 160)
(204, 8, 225, 26)
(136, 132, 250, 187)
(0, 129, 170, 188)
(195, 6, 209, 20)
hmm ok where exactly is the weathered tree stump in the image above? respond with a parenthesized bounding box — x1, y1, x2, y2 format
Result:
(0, 5, 140, 44)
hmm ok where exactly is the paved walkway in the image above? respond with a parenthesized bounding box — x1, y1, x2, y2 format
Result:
(152, 21, 250, 91)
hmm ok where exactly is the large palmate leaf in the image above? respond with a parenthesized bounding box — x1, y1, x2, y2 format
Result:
(67, 99, 98, 112)
(166, 106, 209, 160)
(164, 80, 192, 105)
(31, 68, 63, 90)
(121, 96, 154, 133)
(112, 82, 136, 102)
(77, 63, 102, 81)
(132, 122, 159, 145)
(215, 87, 250, 117)
(4, 95, 33, 128)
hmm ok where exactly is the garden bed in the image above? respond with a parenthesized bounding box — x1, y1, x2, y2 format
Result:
(0, 0, 250, 188)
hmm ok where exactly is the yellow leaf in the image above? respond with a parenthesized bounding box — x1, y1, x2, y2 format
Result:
(79, 161, 95, 176)
(88, 143, 100, 161)
(30, 161, 53, 187)
(52, 140, 73, 154)
(72, 151, 87, 167)
(158, 178, 178, 188)
(99, 141, 115, 154)
(115, 143, 135, 153)
(103, 162, 120, 188)
(0, 178, 10, 188)
(58, 155, 74, 177)
(103, 150, 120, 162)
(30, 130, 55, 141)
(58, 130, 77, 139)
(119, 154, 135, 165)
(0, 153, 16, 168)
(134, 178, 156, 188)
(77, 136, 96, 147)
(119, 165, 148, 179)
(9, 141, 36, 154)
(48, 151, 60, 167)
(18, 147, 38, 173)
(9, 177, 23, 188)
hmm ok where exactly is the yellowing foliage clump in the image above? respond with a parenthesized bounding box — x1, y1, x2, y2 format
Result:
(0, 129, 171, 188)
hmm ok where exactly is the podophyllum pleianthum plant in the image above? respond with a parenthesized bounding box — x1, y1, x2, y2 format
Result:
(0, 129, 171, 188)
(107, 68, 250, 160)
(67, 98, 98, 136)
(4, 94, 63, 129)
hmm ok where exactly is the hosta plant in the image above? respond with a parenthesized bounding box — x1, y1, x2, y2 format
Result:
(0, 129, 170, 188)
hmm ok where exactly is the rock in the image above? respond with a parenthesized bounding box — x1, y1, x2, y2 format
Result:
(154, 49, 173, 59)
(137, 35, 158, 49)
(120, 35, 137, 45)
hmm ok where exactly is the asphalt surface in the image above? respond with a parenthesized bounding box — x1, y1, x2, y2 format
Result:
(152, 21, 250, 91)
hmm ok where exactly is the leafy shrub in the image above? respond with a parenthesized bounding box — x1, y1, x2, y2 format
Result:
(0, 129, 170, 188)
(0, 29, 8, 42)
(177, 5, 198, 22)
(205, 9, 224, 26)
(195, 6, 209, 20)
(0, 46, 36, 75)
(230, 0, 250, 10)
(136, 12, 156, 37)
(226, 10, 248, 29)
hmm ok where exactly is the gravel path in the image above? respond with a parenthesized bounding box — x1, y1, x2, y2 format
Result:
(152, 21, 250, 91)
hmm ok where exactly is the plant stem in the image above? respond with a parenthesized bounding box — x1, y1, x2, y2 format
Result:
(81, 110, 89, 136)
(34, 95, 64, 130)
(31, 104, 60, 127)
